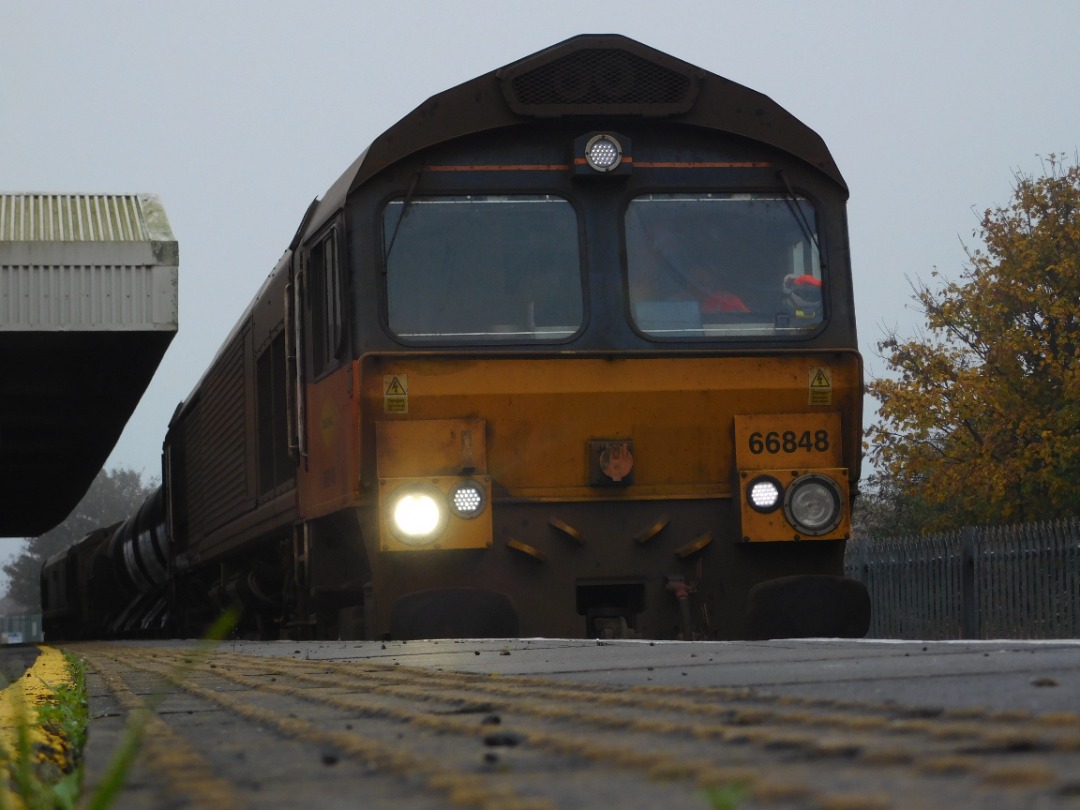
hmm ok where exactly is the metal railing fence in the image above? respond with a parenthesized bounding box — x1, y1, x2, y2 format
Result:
(0, 613, 42, 644)
(844, 518, 1080, 639)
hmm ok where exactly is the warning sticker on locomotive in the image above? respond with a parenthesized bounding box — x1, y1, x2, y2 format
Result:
(734, 412, 842, 470)
(384, 374, 408, 414)
(808, 367, 832, 405)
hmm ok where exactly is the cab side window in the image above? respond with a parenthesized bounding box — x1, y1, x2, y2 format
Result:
(307, 226, 344, 376)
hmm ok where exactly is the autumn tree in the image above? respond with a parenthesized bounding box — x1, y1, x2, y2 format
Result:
(3, 467, 156, 610)
(867, 156, 1080, 531)
(850, 472, 946, 540)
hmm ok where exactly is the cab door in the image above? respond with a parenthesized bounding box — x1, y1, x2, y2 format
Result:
(295, 219, 360, 519)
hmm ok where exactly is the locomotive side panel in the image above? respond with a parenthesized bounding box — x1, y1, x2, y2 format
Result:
(169, 326, 256, 557)
(169, 258, 299, 575)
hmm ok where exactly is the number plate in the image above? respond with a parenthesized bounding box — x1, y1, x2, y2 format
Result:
(734, 413, 842, 470)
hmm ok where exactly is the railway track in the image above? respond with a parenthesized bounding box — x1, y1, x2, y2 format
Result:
(68, 641, 1080, 809)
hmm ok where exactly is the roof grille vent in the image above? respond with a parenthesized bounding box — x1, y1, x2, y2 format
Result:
(501, 45, 698, 117)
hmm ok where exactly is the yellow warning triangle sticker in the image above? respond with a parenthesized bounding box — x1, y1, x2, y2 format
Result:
(810, 369, 831, 388)
(385, 376, 406, 396)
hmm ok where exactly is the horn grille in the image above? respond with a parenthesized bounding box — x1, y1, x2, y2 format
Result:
(503, 47, 697, 115)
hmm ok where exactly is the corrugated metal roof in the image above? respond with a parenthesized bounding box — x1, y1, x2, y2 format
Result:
(0, 193, 178, 332)
(0, 193, 163, 242)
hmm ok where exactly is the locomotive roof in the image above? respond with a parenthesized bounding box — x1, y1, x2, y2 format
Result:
(302, 33, 847, 242)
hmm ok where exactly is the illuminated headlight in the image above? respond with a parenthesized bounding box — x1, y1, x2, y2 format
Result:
(388, 484, 448, 545)
(783, 473, 843, 536)
(584, 133, 622, 172)
(449, 480, 486, 519)
(746, 476, 783, 513)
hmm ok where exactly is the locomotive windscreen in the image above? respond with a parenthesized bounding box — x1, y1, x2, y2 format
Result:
(625, 193, 824, 337)
(383, 194, 583, 342)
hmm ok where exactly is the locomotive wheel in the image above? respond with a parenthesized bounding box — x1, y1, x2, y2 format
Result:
(746, 575, 870, 640)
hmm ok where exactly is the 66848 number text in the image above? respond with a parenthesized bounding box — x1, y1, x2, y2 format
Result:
(748, 430, 830, 455)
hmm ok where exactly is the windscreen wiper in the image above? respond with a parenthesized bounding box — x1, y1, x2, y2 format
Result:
(776, 170, 821, 256)
(382, 170, 422, 267)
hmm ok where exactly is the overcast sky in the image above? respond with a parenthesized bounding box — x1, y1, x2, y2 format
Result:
(3, 1, 1078, 563)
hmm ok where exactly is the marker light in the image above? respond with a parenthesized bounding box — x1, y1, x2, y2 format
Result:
(449, 480, 486, 519)
(388, 484, 448, 545)
(783, 473, 843, 536)
(747, 476, 783, 513)
(584, 133, 623, 172)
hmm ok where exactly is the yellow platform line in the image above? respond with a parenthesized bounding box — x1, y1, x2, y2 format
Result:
(0, 646, 75, 809)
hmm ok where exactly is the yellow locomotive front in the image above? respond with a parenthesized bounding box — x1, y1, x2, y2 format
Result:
(290, 36, 868, 640)
(354, 352, 861, 640)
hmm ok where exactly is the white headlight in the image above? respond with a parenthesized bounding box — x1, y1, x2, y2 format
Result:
(389, 484, 447, 545)
(584, 133, 623, 172)
(449, 480, 486, 519)
(747, 476, 782, 512)
(783, 473, 843, 536)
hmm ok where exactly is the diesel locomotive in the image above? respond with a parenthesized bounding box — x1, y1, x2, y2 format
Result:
(42, 34, 870, 641)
